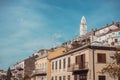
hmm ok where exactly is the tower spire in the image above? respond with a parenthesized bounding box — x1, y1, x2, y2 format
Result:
(80, 16, 87, 36)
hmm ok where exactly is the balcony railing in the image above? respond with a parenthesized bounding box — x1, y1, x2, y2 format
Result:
(67, 62, 88, 72)
(32, 69, 47, 75)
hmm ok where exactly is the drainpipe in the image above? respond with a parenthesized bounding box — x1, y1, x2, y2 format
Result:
(92, 48, 95, 80)
(91, 29, 95, 80)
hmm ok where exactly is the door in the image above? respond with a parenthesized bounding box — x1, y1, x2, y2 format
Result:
(74, 74, 87, 80)
(79, 74, 87, 80)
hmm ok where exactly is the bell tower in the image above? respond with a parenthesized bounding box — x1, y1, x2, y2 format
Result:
(80, 16, 87, 36)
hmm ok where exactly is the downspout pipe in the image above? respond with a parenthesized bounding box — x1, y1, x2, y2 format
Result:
(92, 48, 95, 80)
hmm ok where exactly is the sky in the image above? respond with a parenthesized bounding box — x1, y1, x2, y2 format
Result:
(0, 0, 120, 70)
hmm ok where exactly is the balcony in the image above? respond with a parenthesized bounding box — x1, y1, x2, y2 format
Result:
(67, 62, 88, 72)
(32, 69, 47, 76)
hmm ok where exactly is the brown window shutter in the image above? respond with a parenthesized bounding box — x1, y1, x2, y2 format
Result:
(82, 54, 85, 68)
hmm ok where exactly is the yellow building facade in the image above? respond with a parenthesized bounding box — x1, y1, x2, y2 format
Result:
(31, 50, 48, 80)
(47, 46, 66, 80)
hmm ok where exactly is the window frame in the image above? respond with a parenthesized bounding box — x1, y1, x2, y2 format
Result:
(59, 76, 61, 80)
(55, 76, 57, 80)
(55, 61, 57, 69)
(97, 53, 106, 63)
(52, 62, 54, 70)
(68, 57, 71, 67)
(98, 75, 106, 80)
(59, 60, 61, 69)
(63, 58, 66, 69)
(63, 76, 66, 80)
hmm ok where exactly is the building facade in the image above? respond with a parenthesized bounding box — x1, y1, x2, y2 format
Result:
(12, 55, 37, 80)
(31, 50, 48, 80)
(13, 60, 25, 80)
(51, 53, 73, 80)
(0, 69, 6, 80)
(48, 46, 66, 80)
(91, 22, 120, 47)
(67, 45, 120, 80)
(24, 55, 37, 80)
(49, 44, 120, 80)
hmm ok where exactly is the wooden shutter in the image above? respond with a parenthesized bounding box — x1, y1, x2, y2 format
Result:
(82, 54, 85, 68)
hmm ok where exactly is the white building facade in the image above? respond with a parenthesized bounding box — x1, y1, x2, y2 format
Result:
(91, 22, 120, 47)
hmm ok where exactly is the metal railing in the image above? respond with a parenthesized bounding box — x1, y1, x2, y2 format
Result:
(67, 62, 88, 72)
(32, 69, 46, 75)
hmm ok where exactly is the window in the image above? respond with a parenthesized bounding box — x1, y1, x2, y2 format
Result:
(68, 75, 70, 80)
(55, 76, 57, 80)
(51, 77, 53, 80)
(68, 57, 71, 67)
(80, 74, 87, 80)
(52, 62, 54, 70)
(117, 24, 120, 27)
(56, 61, 57, 69)
(97, 54, 106, 63)
(63, 59, 66, 69)
(75, 56, 79, 64)
(75, 54, 85, 68)
(63, 76, 66, 80)
(59, 60, 61, 69)
(74, 75, 77, 80)
(74, 74, 87, 80)
(98, 76, 106, 80)
(115, 39, 118, 43)
(59, 76, 61, 80)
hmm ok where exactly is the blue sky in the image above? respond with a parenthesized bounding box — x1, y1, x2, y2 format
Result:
(0, 0, 120, 70)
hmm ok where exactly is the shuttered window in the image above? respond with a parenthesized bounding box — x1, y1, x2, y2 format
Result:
(97, 54, 106, 63)
(68, 57, 71, 67)
(63, 76, 66, 80)
(98, 76, 106, 80)
(52, 62, 54, 70)
(59, 60, 61, 69)
(59, 76, 61, 80)
(63, 59, 66, 69)
(51, 77, 53, 80)
(68, 75, 70, 80)
(75, 54, 85, 68)
(56, 61, 57, 69)
(55, 76, 57, 80)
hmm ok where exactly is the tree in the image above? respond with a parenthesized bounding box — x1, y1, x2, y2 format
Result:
(101, 51, 120, 80)
(7, 67, 12, 80)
